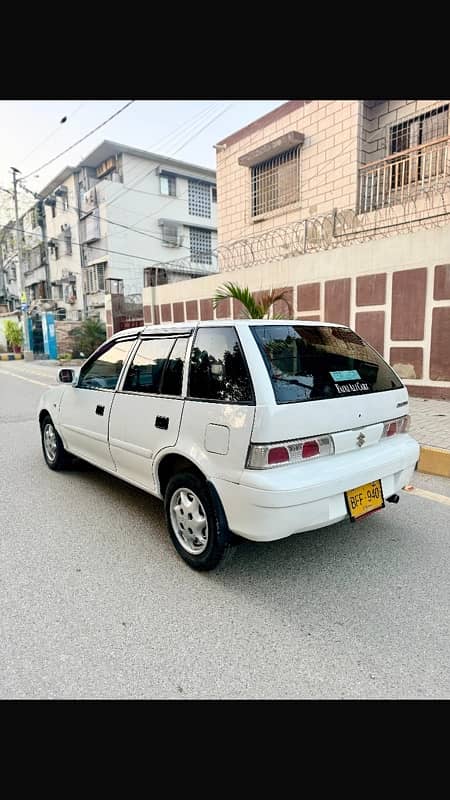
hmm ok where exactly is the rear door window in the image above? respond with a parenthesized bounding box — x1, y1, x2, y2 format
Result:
(122, 337, 187, 396)
(251, 325, 403, 404)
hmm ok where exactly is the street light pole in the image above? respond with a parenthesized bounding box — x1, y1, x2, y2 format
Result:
(11, 167, 31, 358)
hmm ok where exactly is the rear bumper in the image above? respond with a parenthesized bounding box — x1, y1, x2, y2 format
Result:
(214, 435, 420, 542)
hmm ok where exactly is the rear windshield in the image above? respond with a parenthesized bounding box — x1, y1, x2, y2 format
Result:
(251, 325, 403, 404)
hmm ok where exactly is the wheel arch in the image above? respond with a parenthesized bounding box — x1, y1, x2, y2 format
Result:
(156, 451, 232, 540)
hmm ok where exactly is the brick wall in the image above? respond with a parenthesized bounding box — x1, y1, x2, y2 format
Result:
(143, 223, 450, 399)
(216, 100, 361, 243)
(216, 100, 450, 246)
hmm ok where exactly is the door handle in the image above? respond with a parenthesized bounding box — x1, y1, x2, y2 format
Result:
(96, 405, 105, 416)
(155, 416, 169, 430)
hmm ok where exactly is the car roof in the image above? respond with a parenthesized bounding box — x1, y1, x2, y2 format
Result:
(112, 319, 346, 340)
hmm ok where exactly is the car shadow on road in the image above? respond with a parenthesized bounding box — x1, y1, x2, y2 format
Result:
(62, 455, 406, 594)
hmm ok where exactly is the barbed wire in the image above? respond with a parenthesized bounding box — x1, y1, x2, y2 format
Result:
(151, 180, 450, 275)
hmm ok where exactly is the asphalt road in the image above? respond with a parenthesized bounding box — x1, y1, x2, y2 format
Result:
(1, 361, 449, 699)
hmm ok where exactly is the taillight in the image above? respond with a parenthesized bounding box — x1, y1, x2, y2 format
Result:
(247, 435, 334, 469)
(382, 415, 410, 438)
(267, 446, 289, 465)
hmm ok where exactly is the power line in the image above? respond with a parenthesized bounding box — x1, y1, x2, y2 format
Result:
(18, 102, 88, 167)
(16, 102, 228, 253)
(17, 177, 195, 254)
(9, 101, 230, 272)
(21, 101, 136, 180)
(5, 222, 218, 269)
(100, 102, 226, 210)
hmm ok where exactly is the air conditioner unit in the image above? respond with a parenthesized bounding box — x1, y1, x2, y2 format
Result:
(55, 186, 68, 197)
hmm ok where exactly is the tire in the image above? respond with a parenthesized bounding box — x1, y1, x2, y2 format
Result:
(40, 414, 70, 471)
(164, 471, 231, 571)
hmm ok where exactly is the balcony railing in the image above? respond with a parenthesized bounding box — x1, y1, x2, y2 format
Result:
(358, 135, 450, 213)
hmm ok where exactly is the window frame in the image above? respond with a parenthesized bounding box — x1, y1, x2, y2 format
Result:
(250, 145, 301, 219)
(76, 336, 138, 392)
(186, 325, 255, 406)
(188, 179, 212, 218)
(189, 226, 213, 265)
(250, 324, 403, 405)
(117, 333, 191, 399)
(160, 174, 176, 197)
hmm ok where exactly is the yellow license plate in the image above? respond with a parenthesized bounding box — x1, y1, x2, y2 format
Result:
(345, 480, 384, 520)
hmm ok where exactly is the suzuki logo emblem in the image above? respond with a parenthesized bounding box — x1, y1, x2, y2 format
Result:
(357, 432, 366, 447)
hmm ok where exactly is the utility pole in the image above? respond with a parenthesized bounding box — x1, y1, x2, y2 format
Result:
(11, 167, 32, 357)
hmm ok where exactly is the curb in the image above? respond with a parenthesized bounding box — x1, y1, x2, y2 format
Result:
(0, 353, 24, 361)
(417, 445, 450, 478)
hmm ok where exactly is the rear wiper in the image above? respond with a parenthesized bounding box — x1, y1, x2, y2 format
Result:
(272, 375, 312, 390)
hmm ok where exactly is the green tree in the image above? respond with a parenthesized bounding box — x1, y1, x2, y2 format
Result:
(213, 282, 291, 319)
(2, 319, 23, 351)
(69, 319, 106, 358)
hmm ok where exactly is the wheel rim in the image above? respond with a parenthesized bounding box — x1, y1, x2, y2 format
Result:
(43, 422, 57, 462)
(169, 488, 209, 555)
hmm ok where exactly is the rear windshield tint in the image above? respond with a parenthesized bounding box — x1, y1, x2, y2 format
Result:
(251, 325, 403, 404)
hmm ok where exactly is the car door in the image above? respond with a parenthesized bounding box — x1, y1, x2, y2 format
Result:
(108, 333, 189, 492)
(58, 336, 136, 470)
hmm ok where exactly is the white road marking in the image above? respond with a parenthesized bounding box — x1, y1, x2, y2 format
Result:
(403, 485, 450, 507)
(0, 369, 51, 387)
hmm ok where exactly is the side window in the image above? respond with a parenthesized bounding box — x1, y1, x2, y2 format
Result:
(188, 327, 253, 403)
(78, 339, 134, 390)
(160, 338, 188, 396)
(122, 337, 177, 395)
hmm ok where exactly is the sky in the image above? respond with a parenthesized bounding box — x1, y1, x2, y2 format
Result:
(0, 100, 284, 220)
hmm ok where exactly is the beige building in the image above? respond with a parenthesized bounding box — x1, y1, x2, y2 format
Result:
(142, 100, 450, 399)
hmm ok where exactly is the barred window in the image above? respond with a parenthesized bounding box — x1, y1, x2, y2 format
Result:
(389, 104, 449, 188)
(390, 105, 449, 154)
(188, 180, 211, 218)
(189, 227, 212, 265)
(251, 147, 300, 217)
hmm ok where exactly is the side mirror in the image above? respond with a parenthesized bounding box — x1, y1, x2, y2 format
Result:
(58, 368, 76, 384)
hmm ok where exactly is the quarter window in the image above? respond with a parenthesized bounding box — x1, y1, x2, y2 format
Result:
(78, 339, 134, 390)
(188, 327, 253, 403)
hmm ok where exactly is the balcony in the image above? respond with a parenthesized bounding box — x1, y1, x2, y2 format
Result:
(358, 135, 450, 213)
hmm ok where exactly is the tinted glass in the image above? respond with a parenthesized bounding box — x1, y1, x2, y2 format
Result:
(189, 327, 253, 403)
(123, 338, 173, 394)
(78, 339, 134, 390)
(160, 338, 187, 396)
(251, 325, 403, 404)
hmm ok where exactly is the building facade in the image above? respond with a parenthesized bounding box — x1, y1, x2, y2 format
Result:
(1, 141, 218, 328)
(142, 100, 450, 399)
(73, 141, 217, 322)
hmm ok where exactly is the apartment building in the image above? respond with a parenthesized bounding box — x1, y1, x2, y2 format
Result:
(74, 141, 217, 322)
(0, 221, 20, 311)
(2, 141, 217, 329)
(143, 100, 450, 399)
(40, 167, 83, 320)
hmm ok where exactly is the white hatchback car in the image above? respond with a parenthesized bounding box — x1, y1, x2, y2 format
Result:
(38, 320, 420, 570)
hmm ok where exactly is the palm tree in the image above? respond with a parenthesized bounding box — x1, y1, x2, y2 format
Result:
(213, 282, 291, 319)
(69, 318, 106, 358)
